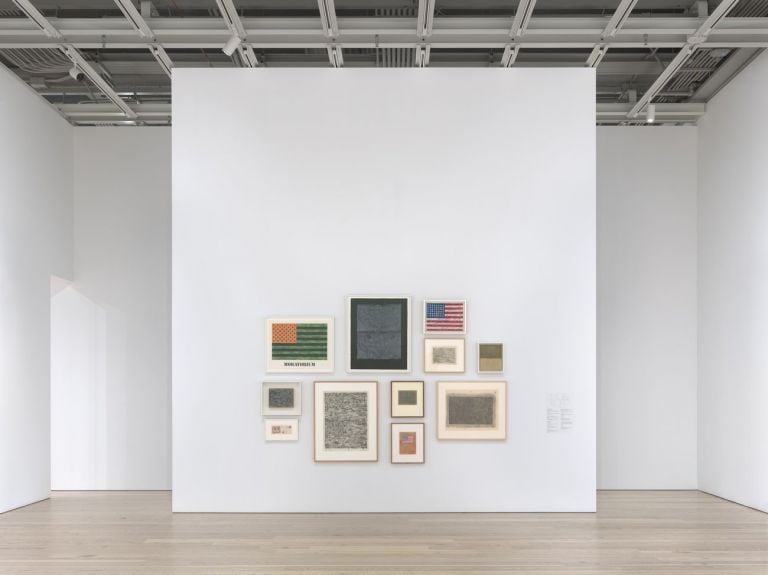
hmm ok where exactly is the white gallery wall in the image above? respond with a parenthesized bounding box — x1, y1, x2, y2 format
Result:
(50, 128, 172, 490)
(596, 127, 698, 489)
(173, 69, 597, 512)
(0, 66, 73, 512)
(698, 50, 768, 513)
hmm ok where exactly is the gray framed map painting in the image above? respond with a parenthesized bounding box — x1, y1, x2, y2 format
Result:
(437, 381, 506, 440)
(262, 381, 302, 416)
(347, 296, 410, 372)
(314, 381, 378, 462)
(391, 380, 424, 418)
(265, 317, 334, 373)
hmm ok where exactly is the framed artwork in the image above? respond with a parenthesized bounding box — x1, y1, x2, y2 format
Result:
(423, 299, 466, 335)
(265, 317, 334, 373)
(437, 381, 506, 440)
(391, 380, 424, 418)
(262, 381, 302, 416)
(264, 418, 299, 441)
(314, 381, 378, 462)
(347, 296, 410, 372)
(391, 423, 425, 464)
(424, 338, 465, 373)
(478, 342, 504, 373)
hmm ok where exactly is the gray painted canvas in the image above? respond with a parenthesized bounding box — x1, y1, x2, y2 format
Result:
(432, 346, 457, 365)
(447, 393, 496, 428)
(398, 389, 418, 405)
(268, 388, 295, 409)
(324, 392, 368, 449)
(356, 304, 402, 360)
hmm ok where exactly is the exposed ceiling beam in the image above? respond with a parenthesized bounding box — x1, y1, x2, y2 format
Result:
(10, 1, 139, 120)
(10, 0, 61, 38)
(112, 0, 174, 77)
(689, 47, 762, 101)
(500, 44, 520, 67)
(149, 44, 174, 77)
(114, 0, 154, 39)
(628, 0, 741, 118)
(416, 0, 436, 39)
(55, 101, 706, 124)
(318, 0, 339, 38)
(414, 44, 431, 67)
(1, 16, 767, 51)
(214, 0, 246, 39)
(60, 45, 138, 119)
(586, 0, 639, 68)
(214, 0, 258, 67)
(510, 0, 538, 39)
(327, 44, 343, 68)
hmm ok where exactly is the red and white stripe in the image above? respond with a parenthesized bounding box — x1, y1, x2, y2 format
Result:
(426, 303, 465, 331)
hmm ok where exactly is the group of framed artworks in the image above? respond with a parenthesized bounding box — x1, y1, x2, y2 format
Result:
(266, 297, 503, 375)
(262, 379, 507, 463)
(261, 296, 506, 462)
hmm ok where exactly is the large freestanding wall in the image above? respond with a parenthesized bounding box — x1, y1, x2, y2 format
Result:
(172, 69, 596, 512)
(0, 65, 73, 513)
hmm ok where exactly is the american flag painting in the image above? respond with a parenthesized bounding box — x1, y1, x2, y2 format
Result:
(424, 300, 466, 334)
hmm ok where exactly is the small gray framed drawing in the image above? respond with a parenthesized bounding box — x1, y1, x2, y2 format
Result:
(265, 419, 299, 441)
(314, 381, 378, 462)
(391, 380, 424, 418)
(424, 338, 465, 373)
(262, 381, 301, 416)
(478, 343, 504, 373)
(437, 381, 506, 440)
(391, 423, 425, 464)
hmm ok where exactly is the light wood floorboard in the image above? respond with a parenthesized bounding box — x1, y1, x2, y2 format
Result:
(0, 491, 766, 574)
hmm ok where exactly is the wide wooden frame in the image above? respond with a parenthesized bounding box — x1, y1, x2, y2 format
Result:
(314, 381, 378, 462)
(391, 422, 425, 464)
(422, 299, 467, 335)
(262, 381, 302, 416)
(477, 342, 504, 374)
(424, 337, 466, 373)
(264, 418, 299, 441)
(437, 380, 507, 440)
(390, 380, 425, 418)
(347, 296, 411, 373)
(265, 316, 334, 373)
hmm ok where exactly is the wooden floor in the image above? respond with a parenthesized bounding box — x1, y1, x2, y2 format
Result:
(0, 491, 766, 574)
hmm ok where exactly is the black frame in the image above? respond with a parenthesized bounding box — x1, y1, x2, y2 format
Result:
(349, 297, 409, 371)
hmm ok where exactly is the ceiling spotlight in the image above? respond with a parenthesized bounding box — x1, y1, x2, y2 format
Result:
(68, 66, 84, 81)
(222, 34, 242, 57)
(646, 103, 656, 123)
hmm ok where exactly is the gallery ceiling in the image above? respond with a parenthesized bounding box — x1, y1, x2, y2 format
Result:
(0, 0, 766, 126)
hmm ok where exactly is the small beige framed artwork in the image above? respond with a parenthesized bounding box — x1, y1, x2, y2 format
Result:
(478, 343, 504, 373)
(437, 381, 506, 440)
(424, 338, 465, 373)
(264, 418, 299, 441)
(391, 380, 424, 418)
(391, 423, 425, 464)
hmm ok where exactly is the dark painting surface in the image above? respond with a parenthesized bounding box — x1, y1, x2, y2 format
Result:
(447, 393, 496, 428)
(268, 388, 295, 409)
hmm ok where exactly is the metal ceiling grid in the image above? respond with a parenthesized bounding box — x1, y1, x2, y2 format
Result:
(0, 0, 765, 126)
